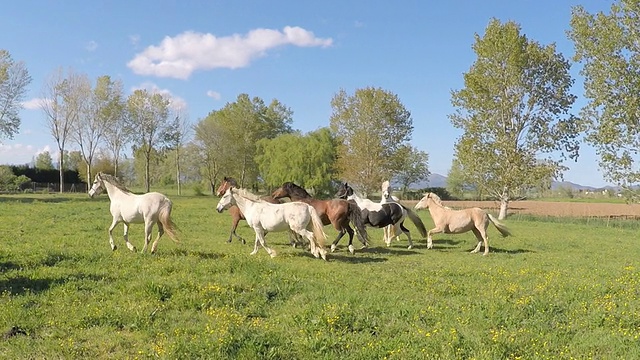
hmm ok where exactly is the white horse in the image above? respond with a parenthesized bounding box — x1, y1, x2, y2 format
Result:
(88, 172, 178, 253)
(380, 180, 400, 245)
(335, 182, 427, 250)
(216, 187, 328, 260)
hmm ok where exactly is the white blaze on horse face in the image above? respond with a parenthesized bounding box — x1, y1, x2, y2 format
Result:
(216, 189, 234, 213)
(414, 195, 430, 210)
(88, 180, 102, 198)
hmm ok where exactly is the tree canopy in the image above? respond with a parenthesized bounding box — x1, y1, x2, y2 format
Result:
(0, 50, 31, 140)
(330, 87, 414, 196)
(450, 19, 583, 218)
(568, 0, 640, 191)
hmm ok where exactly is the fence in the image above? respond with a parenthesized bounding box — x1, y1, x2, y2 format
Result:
(25, 182, 88, 193)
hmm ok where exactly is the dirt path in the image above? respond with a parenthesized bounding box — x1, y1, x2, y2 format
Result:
(405, 200, 640, 219)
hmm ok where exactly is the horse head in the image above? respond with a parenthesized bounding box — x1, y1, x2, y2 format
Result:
(88, 172, 106, 198)
(216, 187, 236, 213)
(414, 192, 440, 210)
(216, 177, 238, 197)
(271, 182, 293, 199)
(335, 182, 353, 199)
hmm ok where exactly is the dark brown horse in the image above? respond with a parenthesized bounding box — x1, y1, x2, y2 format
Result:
(215, 177, 303, 246)
(271, 182, 370, 254)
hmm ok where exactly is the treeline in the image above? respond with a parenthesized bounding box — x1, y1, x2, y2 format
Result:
(10, 165, 84, 184)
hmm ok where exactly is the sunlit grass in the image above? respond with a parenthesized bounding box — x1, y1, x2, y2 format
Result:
(1, 193, 639, 358)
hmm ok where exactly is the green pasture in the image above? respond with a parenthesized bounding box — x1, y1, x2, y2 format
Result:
(1, 194, 639, 359)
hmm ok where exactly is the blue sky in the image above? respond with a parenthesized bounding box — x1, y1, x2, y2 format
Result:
(0, 1, 613, 187)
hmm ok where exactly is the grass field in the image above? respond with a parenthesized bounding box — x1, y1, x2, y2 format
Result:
(1, 193, 639, 359)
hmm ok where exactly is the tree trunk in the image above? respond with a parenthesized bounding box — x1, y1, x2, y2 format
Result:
(176, 149, 181, 196)
(58, 150, 64, 193)
(498, 198, 509, 220)
(86, 163, 92, 192)
(145, 153, 151, 193)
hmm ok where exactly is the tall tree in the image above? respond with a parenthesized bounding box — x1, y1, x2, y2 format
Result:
(192, 114, 232, 193)
(450, 19, 583, 219)
(41, 68, 86, 193)
(394, 145, 429, 197)
(568, 0, 640, 193)
(0, 50, 31, 140)
(100, 79, 128, 177)
(68, 73, 97, 191)
(330, 87, 413, 196)
(162, 106, 191, 195)
(256, 128, 338, 196)
(34, 151, 54, 170)
(126, 89, 170, 192)
(201, 94, 293, 188)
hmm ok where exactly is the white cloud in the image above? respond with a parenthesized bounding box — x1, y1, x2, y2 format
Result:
(131, 82, 188, 111)
(0, 143, 37, 165)
(127, 26, 333, 79)
(206, 90, 221, 100)
(85, 40, 98, 52)
(21, 98, 45, 110)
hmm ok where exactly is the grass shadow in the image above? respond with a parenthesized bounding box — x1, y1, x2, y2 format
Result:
(168, 248, 225, 260)
(0, 276, 63, 295)
(0, 261, 22, 272)
(484, 247, 534, 255)
(358, 246, 420, 256)
(326, 253, 388, 264)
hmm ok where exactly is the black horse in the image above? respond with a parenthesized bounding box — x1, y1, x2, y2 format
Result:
(335, 182, 427, 249)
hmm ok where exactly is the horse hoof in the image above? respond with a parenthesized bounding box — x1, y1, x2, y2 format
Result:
(269, 250, 277, 258)
(111, 245, 117, 251)
(348, 245, 355, 254)
(250, 251, 258, 256)
(320, 251, 327, 261)
(407, 245, 413, 250)
(330, 244, 337, 252)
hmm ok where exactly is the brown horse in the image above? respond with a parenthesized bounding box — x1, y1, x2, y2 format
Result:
(271, 182, 370, 254)
(414, 192, 511, 255)
(215, 177, 303, 247)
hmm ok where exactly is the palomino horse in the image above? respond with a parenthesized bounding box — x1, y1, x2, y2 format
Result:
(271, 182, 370, 254)
(215, 177, 303, 247)
(335, 182, 427, 249)
(216, 187, 327, 260)
(414, 192, 511, 255)
(88, 172, 178, 253)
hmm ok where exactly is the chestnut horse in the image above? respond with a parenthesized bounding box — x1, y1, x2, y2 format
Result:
(215, 177, 303, 246)
(271, 182, 370, 254)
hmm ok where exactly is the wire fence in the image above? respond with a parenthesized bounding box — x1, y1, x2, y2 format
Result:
(23, 182, 88, 193)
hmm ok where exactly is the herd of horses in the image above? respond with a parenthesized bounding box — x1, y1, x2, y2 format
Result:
(88, 172, 512, 259)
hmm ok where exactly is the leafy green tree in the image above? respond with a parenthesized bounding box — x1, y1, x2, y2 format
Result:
(450, 19, 583, 219)
(34, 151, 55, 170)
(161, 108, 191, 195)
(126, 89, 170, 192)
(64, 150, 84, 172)
(257, 127, 338, 196)
(198, 93, 293, 188)
(568, 0, 640, 195)
(0, 50, 31, 140)
(330, 87, 414, 196)
(100, 79, 128, 177)
(445, 159, 470, 199)
(0, 166, 30, 191)
(394, 145, 429, 197)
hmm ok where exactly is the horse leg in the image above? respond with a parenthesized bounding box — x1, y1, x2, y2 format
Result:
(122, 222, 137, 252)
(427, 227, 443, 249)
(398, 223, 413, 249)
(107, 218, 120, 251)
(150, 221, 164, 254)
(256, 230, 276, 258)
(471, 228, 489, 255)
(140, 221, 154, 253)
(330, 229, 347, 253)
(229, 218, 245, 244)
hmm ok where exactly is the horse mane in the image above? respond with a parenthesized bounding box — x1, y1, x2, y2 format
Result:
(99, 173, 132, 194)
(283, 182, 312, 198)
(427, 192, 445, 206)
(233, 187, 263, 202)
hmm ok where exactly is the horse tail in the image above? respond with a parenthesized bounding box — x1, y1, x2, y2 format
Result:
(402, 204, 428, 238)
(347, 201, 369, 246)
(488, 214, 511, 237)
(159, 199, 179, 243)
(308, 206, 327, 248)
